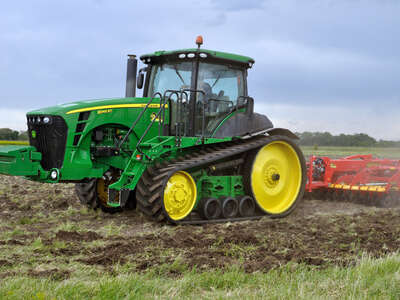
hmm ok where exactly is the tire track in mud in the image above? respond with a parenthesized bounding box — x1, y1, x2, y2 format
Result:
(50, 209, 400, 274)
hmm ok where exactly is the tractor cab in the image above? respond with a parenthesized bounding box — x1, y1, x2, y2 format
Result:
(137, 37, 272, 138)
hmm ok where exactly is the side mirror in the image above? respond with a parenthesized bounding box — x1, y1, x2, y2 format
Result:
(137, 67, 147, 89)
(137, 71, 144, 89)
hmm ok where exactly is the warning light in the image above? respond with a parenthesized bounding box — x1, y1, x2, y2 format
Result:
(196, 35, 203, 48)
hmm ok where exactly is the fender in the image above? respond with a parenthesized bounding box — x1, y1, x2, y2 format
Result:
(265, 127, 299, 140)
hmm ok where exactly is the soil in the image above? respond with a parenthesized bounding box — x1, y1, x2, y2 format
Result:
(0, 175, 399, 278)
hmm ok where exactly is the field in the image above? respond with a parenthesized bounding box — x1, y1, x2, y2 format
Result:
(0, 146, 399, 299)
(301, 145, 400, 159)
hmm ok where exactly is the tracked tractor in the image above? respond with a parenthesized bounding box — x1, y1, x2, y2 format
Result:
(0, 37, 306, 224)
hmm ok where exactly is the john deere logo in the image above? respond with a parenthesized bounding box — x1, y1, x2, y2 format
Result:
(31, 130, 37, 139)
(150, 113, 161, 122)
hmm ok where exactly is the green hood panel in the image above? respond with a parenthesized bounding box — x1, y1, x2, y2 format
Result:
(23, 96, 168, 182)
(27, 97, 161, 116)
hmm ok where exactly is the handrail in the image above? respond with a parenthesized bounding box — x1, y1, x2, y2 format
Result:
(118, 92, 163, 151)
(135, 91, 177, 159)
(160, 90, 180, 136)
(119, 88, 213, 159)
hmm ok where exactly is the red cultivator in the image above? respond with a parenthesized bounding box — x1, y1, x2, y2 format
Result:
(306, 154, 400, 206)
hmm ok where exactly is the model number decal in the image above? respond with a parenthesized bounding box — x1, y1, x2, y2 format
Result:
(97, 109, 113, 114)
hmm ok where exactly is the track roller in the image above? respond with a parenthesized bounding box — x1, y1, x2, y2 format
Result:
(201, 198, 222, 220)
(238, 195, 255, 217)
(221, 197, 239, 218)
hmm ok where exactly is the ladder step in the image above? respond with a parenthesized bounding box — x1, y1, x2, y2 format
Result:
(123, 172, 135, 176)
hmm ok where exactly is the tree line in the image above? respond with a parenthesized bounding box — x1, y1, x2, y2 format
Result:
(296, 131, 400, 148)
(1, 127, 399, 147)
(0, 128, 28, 141)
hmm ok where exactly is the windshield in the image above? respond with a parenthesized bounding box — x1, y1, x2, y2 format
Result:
(197, 62, 245, 106)
(148, 61, 194, 97)
(148, 60, 246, 137)
(194, 63, 245, 136)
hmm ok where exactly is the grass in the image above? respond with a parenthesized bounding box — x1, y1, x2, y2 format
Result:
(0, 253, 399, 299)
(301, 146, 400, 159)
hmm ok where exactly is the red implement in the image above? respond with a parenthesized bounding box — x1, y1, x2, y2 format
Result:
(306, 155, 400, 204)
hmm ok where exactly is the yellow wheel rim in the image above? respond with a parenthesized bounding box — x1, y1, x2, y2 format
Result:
(251, 141, 302, 214)
(163, 171, 197, 221)
(97, 174, 119, 207)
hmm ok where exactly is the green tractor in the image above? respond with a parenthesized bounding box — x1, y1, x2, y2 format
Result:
(0, 37, 306, 224)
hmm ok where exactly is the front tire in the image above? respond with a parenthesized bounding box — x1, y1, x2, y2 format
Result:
(75, 174, 122, 213)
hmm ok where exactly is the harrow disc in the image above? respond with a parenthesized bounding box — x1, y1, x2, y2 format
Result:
(380, 192, 400, 208)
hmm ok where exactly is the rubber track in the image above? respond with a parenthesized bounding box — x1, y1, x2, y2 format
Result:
(135, 135, 272, 224)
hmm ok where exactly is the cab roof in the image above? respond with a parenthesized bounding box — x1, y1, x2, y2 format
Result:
(140, 48, 255, 68)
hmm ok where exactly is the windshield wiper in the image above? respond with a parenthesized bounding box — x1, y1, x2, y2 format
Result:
(211, 73, 222, 88)
(174, 66, 186, 85)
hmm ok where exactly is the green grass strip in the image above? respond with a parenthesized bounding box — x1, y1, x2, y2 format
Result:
(0, 253, 399, 299)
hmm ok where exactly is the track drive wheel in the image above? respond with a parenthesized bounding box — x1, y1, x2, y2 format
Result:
(75, 170, 122, 213)
(136, 169, 197, 222)
(244, 136, 306, 217)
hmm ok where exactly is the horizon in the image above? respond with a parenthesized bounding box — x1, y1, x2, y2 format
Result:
(1, 0, 399, 140)
(2, 124, 399, 143)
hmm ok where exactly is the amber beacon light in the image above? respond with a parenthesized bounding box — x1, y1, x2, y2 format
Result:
(196, 35, 203, 48)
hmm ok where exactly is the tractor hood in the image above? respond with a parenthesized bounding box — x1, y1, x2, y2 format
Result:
(21, 96, 167, 183)
(26, 97, 160, 117)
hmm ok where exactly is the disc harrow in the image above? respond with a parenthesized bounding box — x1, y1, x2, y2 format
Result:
(306, 154, 400, 207)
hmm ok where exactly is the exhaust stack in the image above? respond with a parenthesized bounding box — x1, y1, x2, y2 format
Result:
(125, 55, 137, 98)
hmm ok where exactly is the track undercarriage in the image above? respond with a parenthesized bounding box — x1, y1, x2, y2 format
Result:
(76, 135, 307, 224)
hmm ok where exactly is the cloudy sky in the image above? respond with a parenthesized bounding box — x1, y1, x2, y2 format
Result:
(0, 0, 399, 140)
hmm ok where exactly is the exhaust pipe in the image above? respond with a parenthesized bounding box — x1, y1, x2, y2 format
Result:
(125, 54, 137, 98)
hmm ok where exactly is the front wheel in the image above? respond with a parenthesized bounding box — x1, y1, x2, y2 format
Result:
(75, 170, 122, 213)
(243, 136, 306, 218)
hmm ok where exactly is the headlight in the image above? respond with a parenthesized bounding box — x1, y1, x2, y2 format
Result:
(43, 116, 50, 124)
(50, 170, 58, 179)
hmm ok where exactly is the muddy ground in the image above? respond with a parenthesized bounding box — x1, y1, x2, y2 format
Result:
(0, 175, 399, 279)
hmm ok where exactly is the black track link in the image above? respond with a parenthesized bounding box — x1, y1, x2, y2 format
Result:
(136, 135, 273, 224)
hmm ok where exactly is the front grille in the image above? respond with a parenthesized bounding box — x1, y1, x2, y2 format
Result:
(27, 115, 68, 170)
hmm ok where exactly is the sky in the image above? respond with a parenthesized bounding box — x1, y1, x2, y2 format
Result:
(0, 0, 399, 140)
